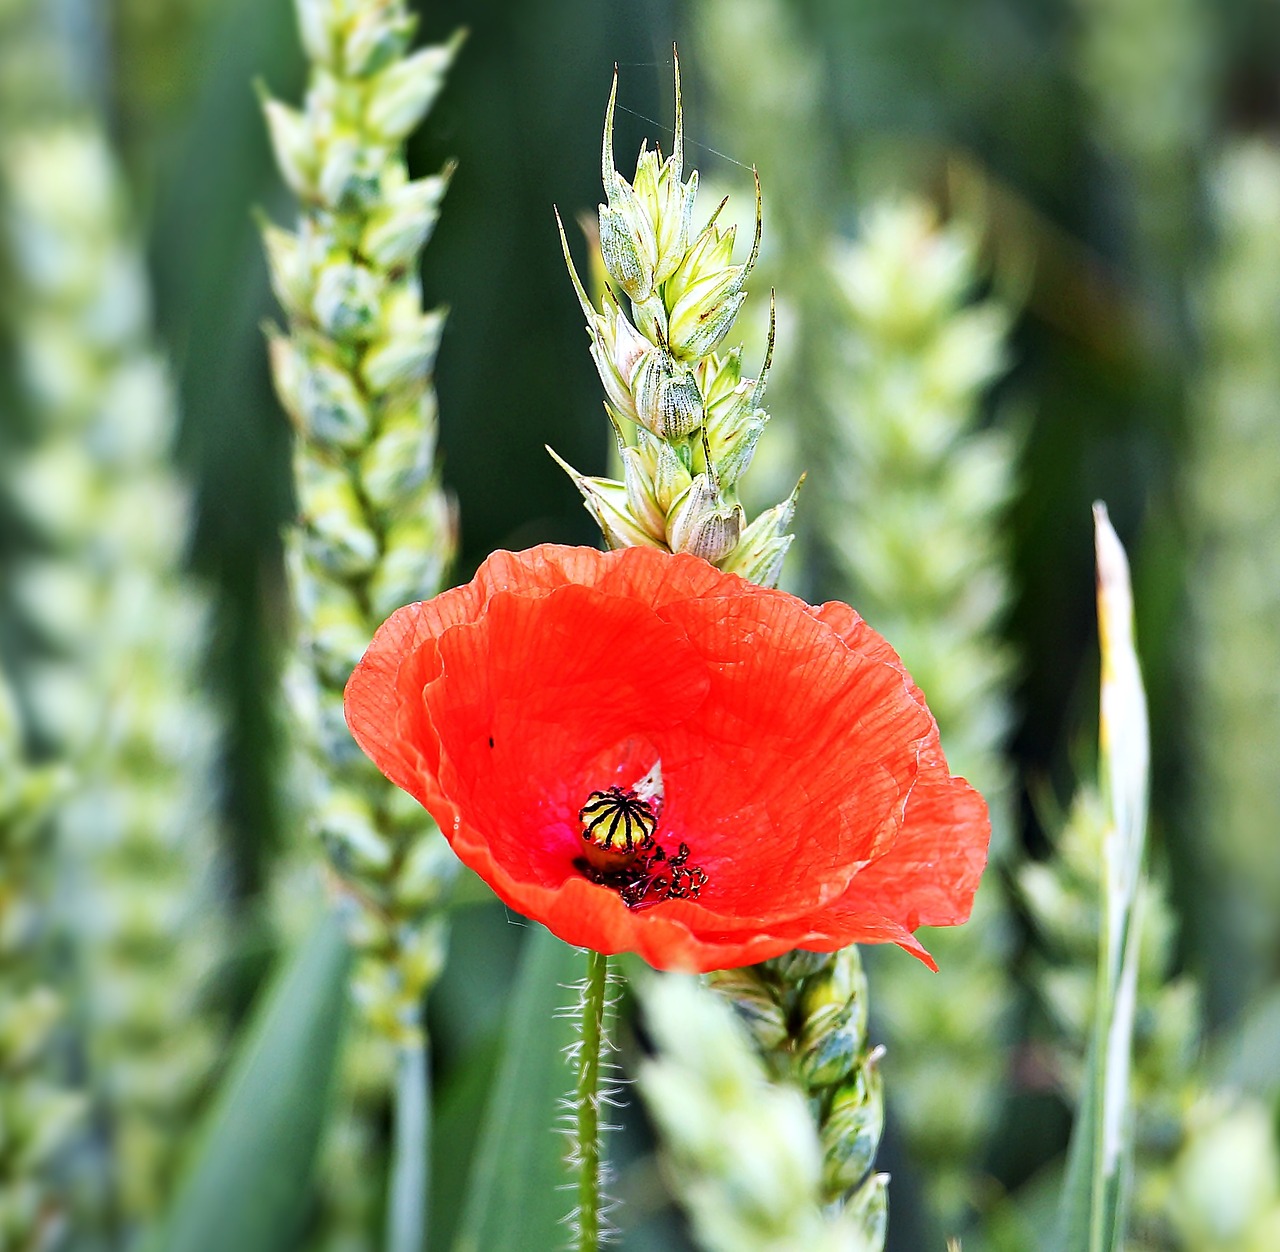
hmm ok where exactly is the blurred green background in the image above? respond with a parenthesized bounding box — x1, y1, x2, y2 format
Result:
(133, 0, 1273, 1007)
(4, 0, 1280, 1248)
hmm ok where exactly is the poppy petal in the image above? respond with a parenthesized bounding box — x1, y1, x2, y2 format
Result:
(344, 545, 992, 972)
(653, 594, 934, 916)
(345, 578, 490, 808)
(838, 770, 990, 931)
(425, 582, 709, 887)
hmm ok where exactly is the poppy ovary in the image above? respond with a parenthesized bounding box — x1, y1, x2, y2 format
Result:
(578, 785, 660, 870)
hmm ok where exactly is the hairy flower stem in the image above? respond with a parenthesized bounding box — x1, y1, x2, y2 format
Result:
(559, 57, 883, 1244)
(387, 1035, 429, 1252)
(574, 949, 610, 1252)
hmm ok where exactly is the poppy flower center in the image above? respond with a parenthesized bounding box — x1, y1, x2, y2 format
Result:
(572, 763, 708, 910)
(578, 786, 660, 866)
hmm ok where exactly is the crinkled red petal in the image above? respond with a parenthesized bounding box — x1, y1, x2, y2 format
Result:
(426, 583, 708, 888)
(345, 545, 991, 972)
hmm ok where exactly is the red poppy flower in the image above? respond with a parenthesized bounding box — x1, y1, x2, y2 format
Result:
(344, 544, 988, 973)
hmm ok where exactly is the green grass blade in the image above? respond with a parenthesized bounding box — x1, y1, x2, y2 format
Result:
(429, 1035, 501, 1250)
(143, 909, 352, 1252)
(453, 927, 583, 1252)
(1055, 504, 1150, 1252)
(387, 1037, 431, 1252)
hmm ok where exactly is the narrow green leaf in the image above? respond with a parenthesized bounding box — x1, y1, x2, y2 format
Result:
(429, 1036, 502, 1251)
(144, 909, 352, 1252)
(453, 926, 583, 1252)
(1055, 504, 1150, 1252)
(386, 1038, 430, 1252)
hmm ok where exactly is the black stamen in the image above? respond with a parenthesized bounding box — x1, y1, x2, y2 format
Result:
(576, 785, 706, 908)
